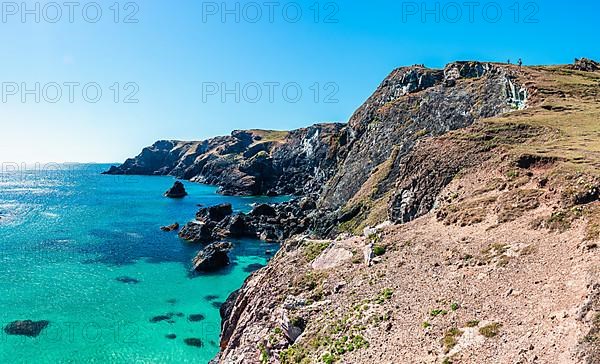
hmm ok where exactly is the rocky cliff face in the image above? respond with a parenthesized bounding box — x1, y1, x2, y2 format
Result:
(213, 61, 600, 363)
(105, 124, 343, 196)
(109, 59, 600, 363)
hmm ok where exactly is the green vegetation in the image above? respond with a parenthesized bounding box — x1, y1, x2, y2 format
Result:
(279, 345, 309, 364)
(422, 321, 431, 329)
(443, 328, 463, 353)
(450, 303, 460, 311)
(259, 343, 269, 364)
(303, 241, 331, 262)
(376, 288, 394, 304)
(372, 245, 387, 256)
(430, 309, 448, 318)
(465, 320, 480, 328)
(322, 352, 337, 364)
(479, 323, 502, 338)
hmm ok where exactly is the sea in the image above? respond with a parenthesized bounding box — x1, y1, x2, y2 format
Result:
(0, 163, 287, 363)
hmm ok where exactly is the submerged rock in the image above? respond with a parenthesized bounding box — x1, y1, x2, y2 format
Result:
(115, 276, 141, 284)
(4, 320, 50, 337)
(188, 314, 206, 322)
(184, 338, 204, 347)
(160, 222, 180, 232)
(165, 333, 177, 339)
(191, 242, 233, 272)
(164, 181, 187, 198)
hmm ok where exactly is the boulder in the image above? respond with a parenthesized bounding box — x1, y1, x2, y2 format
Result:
(160, 222, 180, 232)
(192, 242, 233, 272)
(250, 203, 277, 217)
(197, 203, 233, 222)
(4, 320, 50, 337)
(179, 222, 214, 243)
(571, 58, 600, 72)
(164, 181, 187, 198)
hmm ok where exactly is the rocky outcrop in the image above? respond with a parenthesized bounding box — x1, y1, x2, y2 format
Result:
(191, 242, 233, 272)
(105, 124, 344, 196)
(164, 181, 187, 198)
(179, 198, 317, 244)
(318, 62, 524, 212)
(4, 320, 50, 337)
(571, 58, 600, 72)
(106, 59, 600, 363)
(160, 222, 179, 232)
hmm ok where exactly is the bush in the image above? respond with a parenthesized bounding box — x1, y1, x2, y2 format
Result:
(373, 245, 387, 256)
(479, 323, 502, 338)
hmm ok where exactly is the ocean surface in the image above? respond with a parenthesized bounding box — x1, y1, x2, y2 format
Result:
(0, 164, 287, 363)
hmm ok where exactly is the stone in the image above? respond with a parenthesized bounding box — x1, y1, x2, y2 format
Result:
(164, 181, 187, 198)
(251, 204, 277, 217)
(160, 222, 180, 232)
(197, 203, 233, 222)
(184, 338, 204, 347)
(188, 314, 206, 322)
(4, 320, 50, 337)
(191, 242, 233, 272)
(115, 276, 141, 284)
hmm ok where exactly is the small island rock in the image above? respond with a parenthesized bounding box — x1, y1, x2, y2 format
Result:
(191, 242, 233, 272)
(164, 181, 188, 198)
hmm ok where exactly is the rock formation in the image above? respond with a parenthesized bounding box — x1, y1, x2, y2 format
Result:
(191, 241, 233, 272)
(109, 59, 600, 363)
(160, 222, 179, 232)
(164, 181, 187, 198)
(4, 320, 50, 337)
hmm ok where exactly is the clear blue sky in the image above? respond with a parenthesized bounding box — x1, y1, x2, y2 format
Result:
(0, 0, 598, 163)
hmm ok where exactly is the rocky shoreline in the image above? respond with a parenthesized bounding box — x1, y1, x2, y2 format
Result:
(107, 60, 600, 363)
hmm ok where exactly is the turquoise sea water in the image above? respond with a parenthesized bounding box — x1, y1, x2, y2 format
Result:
(0, 164, 286, 363)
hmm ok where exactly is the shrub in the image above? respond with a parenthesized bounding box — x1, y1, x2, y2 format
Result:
(479, 323, 502, 338)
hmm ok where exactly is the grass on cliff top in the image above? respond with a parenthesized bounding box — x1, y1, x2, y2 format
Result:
(467, 66, 600, 174)
(247, 129, 290, 143)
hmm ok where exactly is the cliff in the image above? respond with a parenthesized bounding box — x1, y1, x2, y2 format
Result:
(109, 60, 600, 363)
(104, 124, 343, 196)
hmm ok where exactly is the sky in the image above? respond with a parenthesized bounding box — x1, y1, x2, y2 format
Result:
(0, 0, 598, 163)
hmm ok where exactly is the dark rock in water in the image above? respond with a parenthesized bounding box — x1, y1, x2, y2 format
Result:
(160, 222, 180, 232)
(204, 295, 219, 301)
(196, 203, 233, 222)
(250, 204, 276, 217)
(179, 222, 214, 243)
(150, 312, 182, 323)
(166, 298, 178, 305)
(223, 214, 247, 237)
(191, 242, 233, 272)
(164, 181, 187, 198)
(165, 333, 177, 339)
(150, 315, 172, 323)
(212, 301, 224, 309)
(243, 263, 264, 272)
(184, 338, 204, 348)
(4, 320, 50, 337)
(188, 314, 205, 322)
(116, 276, 141, 284)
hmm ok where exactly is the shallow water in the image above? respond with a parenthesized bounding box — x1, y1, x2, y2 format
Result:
(0, 164, 285, 363)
